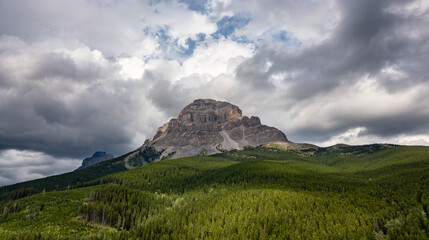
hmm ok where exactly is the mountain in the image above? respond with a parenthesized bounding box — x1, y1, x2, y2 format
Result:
(77, 151, 114, 170)
(138, 99, 292, 160)
(0, 99, 309, 194)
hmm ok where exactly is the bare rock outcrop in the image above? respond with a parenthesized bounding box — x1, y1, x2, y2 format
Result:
(140, 99, 290, 159)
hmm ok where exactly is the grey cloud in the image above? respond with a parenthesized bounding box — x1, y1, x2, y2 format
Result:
(0, 149, 81, 186)
(356, 105, 429, 138)
(145, 70, 249, 120)
(30, 52, 107, 82)
(31, 53, 79, 80)
(0, 0, 147, 57)
(289, 107, 429, 143)
(239, 0, 429, 95)
(145, 70, 189, 117)
(32, 97, 72, 124)
(235, 51, 275, 90)
(234, 0, 429, 141)
(0, 40, 161, 159)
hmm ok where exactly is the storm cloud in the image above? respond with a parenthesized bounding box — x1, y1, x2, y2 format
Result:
(0, 0, 428, 186)
(233, 0, 429, 141)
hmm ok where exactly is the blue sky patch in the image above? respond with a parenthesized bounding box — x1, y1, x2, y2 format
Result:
(179, 37, 197, 56)
(147, 28, 206, 61)
(213, 13, 252, 38)
(272, 31, 302, 46)
(179, 0, 209, 13)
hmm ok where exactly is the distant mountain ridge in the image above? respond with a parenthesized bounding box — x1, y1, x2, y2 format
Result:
(139, 99, 291, 159)
(77, 151, 114, 170)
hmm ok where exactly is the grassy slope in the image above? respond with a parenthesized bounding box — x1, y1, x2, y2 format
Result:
(1, 144, 429, 239)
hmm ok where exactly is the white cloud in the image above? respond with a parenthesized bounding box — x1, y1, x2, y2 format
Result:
(117, 57, 146, 80)
(145, 58, 183, 81)
(394, 135, 429, 146)
(146, 1, 217, 44)
(180, 38, 254, 79)
(210, 0, 340, 46)
(0, 0, 217, 58)
(316, 127, 367, 146)
(386, 0, 429, 17)
(316, 131, 429, 148)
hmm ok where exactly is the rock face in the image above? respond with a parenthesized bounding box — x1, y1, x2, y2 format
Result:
(77, 151, 114, 170)
(141, 99, 289, 159)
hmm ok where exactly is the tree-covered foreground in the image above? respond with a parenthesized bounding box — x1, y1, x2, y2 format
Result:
(1, 144, 428, 239)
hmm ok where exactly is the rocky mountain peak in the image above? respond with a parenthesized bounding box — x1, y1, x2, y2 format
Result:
(177, 99, 242, 125)
(138, 99, 290, 160)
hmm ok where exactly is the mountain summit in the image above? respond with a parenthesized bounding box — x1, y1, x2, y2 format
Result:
(141, 99, 290, 159)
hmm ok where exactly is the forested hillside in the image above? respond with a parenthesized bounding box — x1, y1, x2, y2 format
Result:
(1, 145, 428, 239)
(0, 153, 129, 199)
(0, 147, 164, 201)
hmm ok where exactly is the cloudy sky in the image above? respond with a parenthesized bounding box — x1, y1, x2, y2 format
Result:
(1, 0, 428, 186)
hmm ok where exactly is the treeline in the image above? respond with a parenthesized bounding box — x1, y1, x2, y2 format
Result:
(0, 187, 37, 203)
(79, 185, 171, 229)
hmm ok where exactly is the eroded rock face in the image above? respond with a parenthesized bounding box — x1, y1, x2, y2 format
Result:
(141, 99, 289, 159)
